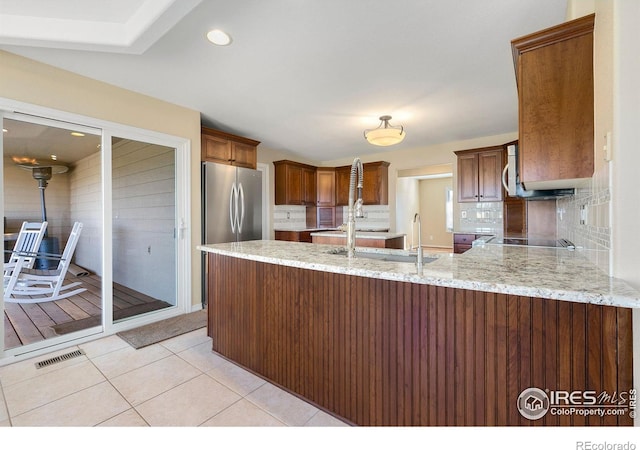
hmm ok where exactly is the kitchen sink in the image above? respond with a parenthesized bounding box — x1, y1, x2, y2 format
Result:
(327, 248, 437, 264)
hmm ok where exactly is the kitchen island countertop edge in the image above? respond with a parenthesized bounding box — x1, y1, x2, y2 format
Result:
(198, 240, 640, 308)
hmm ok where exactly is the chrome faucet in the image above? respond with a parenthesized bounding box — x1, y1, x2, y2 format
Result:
(414, 213, 423, 274)
(347, 157, 364, 258)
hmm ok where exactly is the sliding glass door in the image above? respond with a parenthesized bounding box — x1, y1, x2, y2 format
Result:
(1, 107, 189, 360)
(2, 114, 103, 351)
(111, 136, 176, 324)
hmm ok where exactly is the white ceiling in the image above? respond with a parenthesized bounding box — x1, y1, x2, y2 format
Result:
(0, 0, 568, 163)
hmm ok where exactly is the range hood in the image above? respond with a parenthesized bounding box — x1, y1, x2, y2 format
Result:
(502, 144, 575, 200)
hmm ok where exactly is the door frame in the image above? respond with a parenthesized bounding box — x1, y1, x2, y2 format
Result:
(0, 98, 192, 364)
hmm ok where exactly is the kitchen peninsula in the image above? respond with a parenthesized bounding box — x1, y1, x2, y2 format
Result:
(198, 240, 638, 426)
(310, 230, 405, 249)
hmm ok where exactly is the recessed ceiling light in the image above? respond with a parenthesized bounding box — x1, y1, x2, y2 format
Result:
(50, 155, 57, 161)
(2, 128, 7, 133)
(70, 132, 85, 137)
(206, 29, 232, 46)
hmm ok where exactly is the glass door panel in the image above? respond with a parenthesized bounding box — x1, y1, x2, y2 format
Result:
(111, 136, 176, 323)
(2, 115, 103, 351)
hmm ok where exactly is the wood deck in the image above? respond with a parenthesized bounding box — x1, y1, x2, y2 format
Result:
(4, 274, 172, 350)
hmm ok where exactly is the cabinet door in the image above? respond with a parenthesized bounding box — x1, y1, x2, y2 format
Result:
(514, 14, 594, 189)
(362, 162, 389, 205)
(202, 134, 232, 164)
(316, 168, 335, 206)
(232, 142, 257, 169)
(317, 207, 336, 228)
(504, 197, 527, 235)
(303, 167, 317, 206)
(285, 165, 303, 205)
(478, 150, 503, 202)
(334, 167, 350, 206)
(335, 162, 389, 206)
(457, 153, 479, 202)
(275, 163, 303, 205)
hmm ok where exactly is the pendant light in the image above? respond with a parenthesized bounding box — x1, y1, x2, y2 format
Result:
(363, 115, 406, 146)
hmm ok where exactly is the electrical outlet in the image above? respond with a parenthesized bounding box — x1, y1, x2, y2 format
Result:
(580, 205, 587, 225)
(604, 131, 612, 161)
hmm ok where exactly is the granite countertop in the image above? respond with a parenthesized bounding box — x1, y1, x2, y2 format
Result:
(310, 230, 405, 240)
(198, 240, 640, 308)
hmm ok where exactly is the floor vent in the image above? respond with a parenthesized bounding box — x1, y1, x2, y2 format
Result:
(35, 349, 85, 369)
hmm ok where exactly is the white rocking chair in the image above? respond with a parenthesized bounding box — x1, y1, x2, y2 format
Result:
(3, 221, 48, 276)
(4, 222, 86, 303)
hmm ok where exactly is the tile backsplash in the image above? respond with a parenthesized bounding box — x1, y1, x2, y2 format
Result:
(273, 205, 307, 230)
(337, 205, 390, 230)
(273, 204, 391, 231)
(557, 185, 611, 275)
(457, 202, 504, 234)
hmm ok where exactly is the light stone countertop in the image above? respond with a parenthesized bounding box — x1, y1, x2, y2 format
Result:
(197, 240, 640, 308)
(309, 230, 406, 240)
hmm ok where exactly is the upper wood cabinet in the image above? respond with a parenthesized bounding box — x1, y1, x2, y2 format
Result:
(201, 127, 260, 169)
(455, 147, 503, 203)
(335, 161, 389, 206)
(274, 160, 317, 206)
(512, 14, 594, 190)
(316, 168, 336, 207)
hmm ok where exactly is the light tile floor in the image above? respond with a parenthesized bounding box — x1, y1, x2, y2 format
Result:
(0, 328, 348, 427)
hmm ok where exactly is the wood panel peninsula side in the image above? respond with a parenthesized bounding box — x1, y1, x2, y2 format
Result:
(199, 241, 637, 427)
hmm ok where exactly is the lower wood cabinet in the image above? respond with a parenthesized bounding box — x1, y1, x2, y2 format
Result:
(207, 253, 633, 426)
(453, 233, 477, 254)
(274, 230, 313, 243)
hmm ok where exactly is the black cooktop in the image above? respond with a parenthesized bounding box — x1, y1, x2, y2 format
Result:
(489, 237, 575, 248)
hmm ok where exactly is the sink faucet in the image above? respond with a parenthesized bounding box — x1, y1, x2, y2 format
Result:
(347, 157, 364, 258)
(414, 213, 423, 274)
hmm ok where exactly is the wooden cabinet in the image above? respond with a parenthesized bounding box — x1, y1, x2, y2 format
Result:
(453, 233, 476, 254)
(455, 147, 503, 203)
(201, 127, 259, 169)
(335, 161, 389, 206)
(311, 233, 405, 249)
(316, 168, 335, 206)
(453, 232, 493, 254)
(512, 14, 594, 190)
(274, 230, 314, 243)
(274, 160, 316, 206)
(504, 198, 527, 235)
(315, 168, 336, 228)
(502, 141, 527, 235)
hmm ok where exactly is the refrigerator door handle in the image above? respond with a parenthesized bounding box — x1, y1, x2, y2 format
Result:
(229, 183, 238, 233)
(238, 182, 245, 234)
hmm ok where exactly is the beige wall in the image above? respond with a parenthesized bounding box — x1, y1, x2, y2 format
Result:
(418, 177, 453, 248)
(0, 50, 202, 308)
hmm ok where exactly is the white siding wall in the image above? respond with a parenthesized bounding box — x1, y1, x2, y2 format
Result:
(69, 152, 102, 274)
(111, 139, 176, 304)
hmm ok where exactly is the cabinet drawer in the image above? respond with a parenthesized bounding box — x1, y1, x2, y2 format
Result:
(454, 234, 476, 244)
(454, 244, 472, 254)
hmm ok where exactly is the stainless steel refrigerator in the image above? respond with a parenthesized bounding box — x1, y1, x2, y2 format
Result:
(202, 161, 262, 306)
